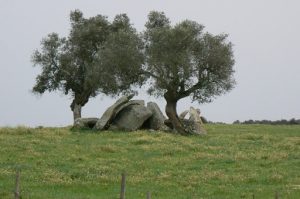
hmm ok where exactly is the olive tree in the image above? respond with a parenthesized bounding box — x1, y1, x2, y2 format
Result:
(32, 10, 144, 122)
(143, 11, 235, 135)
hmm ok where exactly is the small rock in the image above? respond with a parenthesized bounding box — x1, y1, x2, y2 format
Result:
(74, 118, 99, 129)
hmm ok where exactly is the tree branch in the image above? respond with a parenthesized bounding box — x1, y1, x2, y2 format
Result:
(141, 69, 159, 79)
(179, 81, 202, 98)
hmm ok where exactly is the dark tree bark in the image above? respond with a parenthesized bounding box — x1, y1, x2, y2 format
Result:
(70, 98, 83, 122)
(164, 92, 188, 135)
(72, 103, 82, 121)
(70, 92, 91, 122)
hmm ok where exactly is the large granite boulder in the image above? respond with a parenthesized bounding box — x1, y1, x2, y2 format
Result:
(94, 94, 134, 130)
(74, 118, 99, 129)
(111, 104, 153, 131)
(145, 102, 169, 130)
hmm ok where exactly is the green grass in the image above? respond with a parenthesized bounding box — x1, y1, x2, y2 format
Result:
(0, 124, 299, 198)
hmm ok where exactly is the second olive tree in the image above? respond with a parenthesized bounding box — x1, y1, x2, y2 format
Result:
(143, 11, 235, 135)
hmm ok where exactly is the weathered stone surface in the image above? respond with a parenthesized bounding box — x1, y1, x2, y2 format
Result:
(115, 100, 145, 116)
(107, 124, 119, 131)
(94, 94, 134, 130)
(189, 107, 203, 124)
(187, 107, 206, 135)
(146, 102, 169, 130)
(112, 104, 152, 131)
(74, 118, 98, 129)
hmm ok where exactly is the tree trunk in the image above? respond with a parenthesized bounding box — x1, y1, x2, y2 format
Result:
(165, 99, 188, 135)
(72, 103, 82, 122)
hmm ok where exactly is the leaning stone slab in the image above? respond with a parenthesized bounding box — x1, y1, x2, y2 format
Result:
(74, 118, 99, 129)
(146, 102, 169, 130)
(111, 104, 152, 131)
(115, 100, 145, 116)
(94, 94, 134, 130)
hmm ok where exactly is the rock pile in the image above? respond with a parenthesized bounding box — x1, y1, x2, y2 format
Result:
(74, 95, 207, 135)
(74, 95, 169, 131)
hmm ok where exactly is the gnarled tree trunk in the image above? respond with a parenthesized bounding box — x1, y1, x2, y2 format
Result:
(164, 97, 188, 135)
(73, 103, 82, 121)
(71, 99, 82, 122)
(70, 92, 91, 123)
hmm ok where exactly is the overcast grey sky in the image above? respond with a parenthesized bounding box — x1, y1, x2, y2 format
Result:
(0, 0, 299, 127)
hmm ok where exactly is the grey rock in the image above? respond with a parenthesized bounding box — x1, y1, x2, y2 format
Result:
(182, 119, 207, 135)
(108, 100, 144, 131)
(112, 104, 153, 131)
(189, 107, 203, 124)
(107, 124, 119, 131)
(74, 118, 98, 129)
(115, 100, 145, 116)
(188, 107, 206, 135)
(94, 94, 134, 130)
(146, 102, 169, 130)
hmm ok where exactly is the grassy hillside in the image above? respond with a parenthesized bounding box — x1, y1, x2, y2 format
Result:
(0, 125, 299, 198)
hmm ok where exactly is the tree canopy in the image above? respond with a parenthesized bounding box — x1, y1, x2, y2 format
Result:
(143, 11, 235, 134)
(32, 10, 144, 121)
(32, 10, 235, 132)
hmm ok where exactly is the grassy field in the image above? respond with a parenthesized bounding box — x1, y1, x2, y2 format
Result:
(0, 124, 299, 199)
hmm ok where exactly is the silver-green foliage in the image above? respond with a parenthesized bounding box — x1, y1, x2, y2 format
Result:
(32, 10, 144, 118)
(143, 11, 235, 134)
(144, 11, 235, 103)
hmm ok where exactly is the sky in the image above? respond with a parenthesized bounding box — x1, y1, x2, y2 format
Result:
(0, 0, 299, 127)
